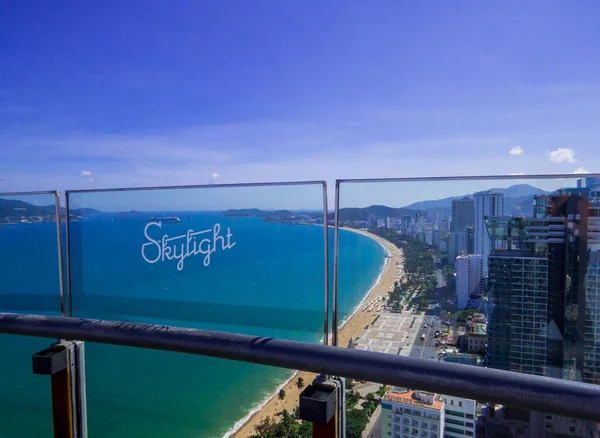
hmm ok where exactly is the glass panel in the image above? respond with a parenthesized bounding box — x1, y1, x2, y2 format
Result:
(66, 182, 326, 437)
(0, 191, 63, 437)
(0, 192, 63, 314)
(337, 175, 600, 438)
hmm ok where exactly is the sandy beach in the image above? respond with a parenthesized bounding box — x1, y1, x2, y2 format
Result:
(229, 228, 404, 438)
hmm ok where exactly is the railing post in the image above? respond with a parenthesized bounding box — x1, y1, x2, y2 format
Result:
(32, 340, 87, 438)
(298, 375, 345, 438)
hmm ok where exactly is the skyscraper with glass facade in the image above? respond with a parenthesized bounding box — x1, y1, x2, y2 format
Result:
(487, 179, 600, 384)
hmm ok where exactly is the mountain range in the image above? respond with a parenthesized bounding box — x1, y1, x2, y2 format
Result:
(335, 184, 555, 221)
(401, 184, 552, 218)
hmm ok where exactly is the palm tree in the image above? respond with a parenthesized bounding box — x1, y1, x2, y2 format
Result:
(296, 377, 305, 391)
(278, 388, 286, 411)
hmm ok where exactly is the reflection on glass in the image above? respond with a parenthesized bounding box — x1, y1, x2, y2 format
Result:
(0, 191, 62, 437)
(337, 176, 600, 437)
(66, 183, 329, 437)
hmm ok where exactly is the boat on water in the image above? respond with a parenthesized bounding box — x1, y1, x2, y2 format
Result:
(149, 216, 181, 223)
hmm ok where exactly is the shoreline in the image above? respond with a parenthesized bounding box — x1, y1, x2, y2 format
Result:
(227, 228, 404, 438)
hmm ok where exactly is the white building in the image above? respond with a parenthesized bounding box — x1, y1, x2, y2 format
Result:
(455, 254, 484, 310)
(441, 395, 476, 438)
(425, 230, 433, 245)
(474, 191, 504, 276)
(381, 389, 444, 438)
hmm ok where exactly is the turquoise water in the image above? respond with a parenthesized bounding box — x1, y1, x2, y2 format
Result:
(0, 216, 384, 437)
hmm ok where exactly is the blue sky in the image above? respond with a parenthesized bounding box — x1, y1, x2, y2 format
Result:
(1, 1, 600, 208)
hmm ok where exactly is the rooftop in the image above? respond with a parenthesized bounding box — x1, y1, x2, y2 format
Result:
(474, 190, 503, 196)
(470, 323, 487, 336)
(384, 389, 443, 411)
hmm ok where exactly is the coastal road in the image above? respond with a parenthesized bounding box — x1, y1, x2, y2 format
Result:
(409, 314, 442, 360)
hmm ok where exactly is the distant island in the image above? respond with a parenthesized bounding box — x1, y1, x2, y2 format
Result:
(0, 183, 556, 226)
(0, 198, 101, 225)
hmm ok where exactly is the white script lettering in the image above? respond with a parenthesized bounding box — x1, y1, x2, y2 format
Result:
(141, 221, 236, 271)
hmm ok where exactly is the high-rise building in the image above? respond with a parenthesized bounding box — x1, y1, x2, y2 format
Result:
(441, 395, 476, 438)
(474, 191, 504, 276)
(583, 180, 600, 385)
(485, 190, 599, 380)
(441, 219, 450, 232)
(485, 185, 600, 436)
(557, 192, 589, 383)
(380, 389, 477, 438)
(425, 230, 433, 246)
(402, 215, 412, 236)
(455, 254, 484, 310)
(451, 197, 475, 232)
(367, 213, 376, 228)
(486, 209, 568, 377)
(381, 389, 444, 438)
(447, 232, 468, 267)
(466, 226, 474, 254)
(416, 214, 425, 234)
(385, 216, 393, 229)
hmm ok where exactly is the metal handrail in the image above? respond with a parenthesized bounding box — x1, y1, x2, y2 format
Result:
(1, 312, 599, 422)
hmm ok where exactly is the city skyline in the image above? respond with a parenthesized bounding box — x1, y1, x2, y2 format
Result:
(3, 175, 600, 213)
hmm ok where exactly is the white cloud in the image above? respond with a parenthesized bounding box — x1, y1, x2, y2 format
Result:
(80, 170, 92, 177)
(209, 172, 220, 184)
(549, 148, 575, 163)
(572, 167, 589, 174)
(509, 172, 525, 175)
(509, 146, 523, 156)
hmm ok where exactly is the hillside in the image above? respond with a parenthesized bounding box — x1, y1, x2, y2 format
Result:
(401, 184, 552, 217)
(331, 205, 417, 222)
(0, 198, 101, 217)
(403, 184, 550, 211)
(223, 208, 318, 218)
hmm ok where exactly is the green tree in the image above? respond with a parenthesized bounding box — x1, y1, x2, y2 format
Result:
(296, 377, 305, 390)
(376, 385, 389, 397)
(346, 409, 369, 438)
(346, 390, 361, 408)
(278, 389, 286, 411)
(252, 416, 275, 437)
(366, 392, 375, 403)
(250, 410, 312, 438)
(456, 308, 477, 323)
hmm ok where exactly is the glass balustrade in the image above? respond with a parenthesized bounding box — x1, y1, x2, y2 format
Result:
(336, 174, 600, 438)
(2, 175, 600, 438)
(0, 191, 63, 437)
(65, 182, 329, 437)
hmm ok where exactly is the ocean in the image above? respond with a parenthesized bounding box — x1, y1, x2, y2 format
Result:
(0, 214, 385, 438)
